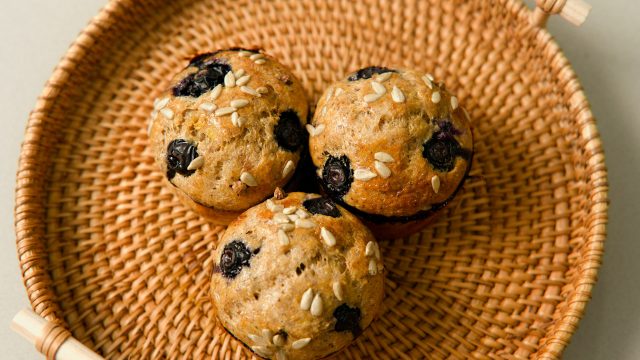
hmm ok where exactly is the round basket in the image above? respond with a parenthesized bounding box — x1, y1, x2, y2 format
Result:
(15, 0, 607, 359)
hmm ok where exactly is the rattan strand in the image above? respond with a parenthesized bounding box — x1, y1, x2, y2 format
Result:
(15, 0, 607, 359)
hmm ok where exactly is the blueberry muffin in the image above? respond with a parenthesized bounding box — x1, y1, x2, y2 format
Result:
(210, 191, 384, 360)
(148, 48, 308, 224)
(308, 67, 473, 239)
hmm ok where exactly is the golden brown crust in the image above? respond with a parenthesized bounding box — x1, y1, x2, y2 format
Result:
(309, 68, 472, 220)
(210, 192, 384, 360)
(149, 49, 308, 218)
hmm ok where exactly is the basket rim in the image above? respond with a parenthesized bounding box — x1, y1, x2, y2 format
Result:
(14, 0, 608, 358)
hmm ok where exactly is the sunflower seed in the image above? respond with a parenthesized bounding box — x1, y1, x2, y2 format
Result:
(321, 227, 336, 247)
(316, 168, 323, 177)
(160, 108, 174, 119)
(335, 88, 344, 96)
(300, 288, 314, 310)
(236, 75, 251, 86)
(277, 229, 289, 246)
(295, 218, 316, 229)
(371, 81, 386, 95)
(250, 53, 264, 60)
(240, 85, 259, 96)
(354, 169, 377, 181)
(391, 86, 405, 103)
(283, 206, 297, 215)
(238, 51, 252, 57)
(240, 172, 257, 186)
(230, 99, 249, 108)
(288, 214, 299, 222)
(374, 152, 394, 163)
(431, 92, 441, 104)
(292, 338, 311, 350)
(273, 334, 286, 346)
(310, 293, 323, 316)
(187, 156, 204, 171)
(374, 161, 391, 178)
(375, 72, 392, 82)
(231, 111, 247, 127)
(364, 93, 383, 103)
(198, 102, 216, 112)
(422, 75, 433, 89)
(266, 199, 283, 212)
(368, 259, 378, 275)
(210, 84, 223, 99)
(224, 71, 236, 87)
(431, 175, 440, 193)
(248, 333, 262, 343)
(325, 88, 334, 101)
(279, 223, 295, 232)
(295, 208, 309, 218)
(282, 160, 295, 178)
(255, 59, 266, 65)
(451, 96, 459, 110)
(365, 241, 376, 257)
(215, 107, 236, 116)
(154, 97, 169, 110)
(306, 124, 325, 136)
(252, 346, 274, 356)
(426, 73, 435, 81)
(234, 69, 245, 78)
(256, 87, 269, 94)
(332, 282, 344, 301)
(273, 213, 290, 224)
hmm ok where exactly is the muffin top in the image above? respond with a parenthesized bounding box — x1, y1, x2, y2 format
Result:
(210, 192, 384, 360)
(148, 48, 308, 211)
(308, 67, 473, 219)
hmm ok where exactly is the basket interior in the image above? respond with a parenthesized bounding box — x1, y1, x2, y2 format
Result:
(16, 0, 605, 358)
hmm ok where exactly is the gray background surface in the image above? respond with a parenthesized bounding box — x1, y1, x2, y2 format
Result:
(1, 0, 638, 358)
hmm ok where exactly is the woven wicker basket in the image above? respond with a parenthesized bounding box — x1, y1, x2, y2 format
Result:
(15, 0, 607, 359)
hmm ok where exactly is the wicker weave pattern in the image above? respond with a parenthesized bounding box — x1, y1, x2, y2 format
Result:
(15, 0, 607, 359)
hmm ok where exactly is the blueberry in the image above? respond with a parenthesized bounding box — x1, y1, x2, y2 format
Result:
(219, 240, 255, 279)
(172, 61, 232, 98)
(166, 139, 198, 180)
(321, 155, 353, 199)
(347, 66, 396, 81)
(333, 304, 362, 337)
(303, 197, 341, 218)
(422, 121, 468, 172)
(274, 110, 305, 152)
(422, 137, 460, 172)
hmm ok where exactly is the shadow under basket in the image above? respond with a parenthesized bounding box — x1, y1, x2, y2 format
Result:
(15, 0, 607, 359)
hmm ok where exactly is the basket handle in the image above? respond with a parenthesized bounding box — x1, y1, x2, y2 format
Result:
(11, 308, 104, 360)
(531, 0, 592, 27)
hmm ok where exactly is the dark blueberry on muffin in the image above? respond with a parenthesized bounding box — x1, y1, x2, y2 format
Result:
(166, 139, 199, 180)
(274, 110, 305, 152)
(333, 304, 362, 337)
(321, 155, 353, 199)
(172, 61, 232, 98)
(347, 66, 396, 81)
(303, 197, 341, 218)
(220, 240, 254, 279)
(422, 136, 461, 172)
